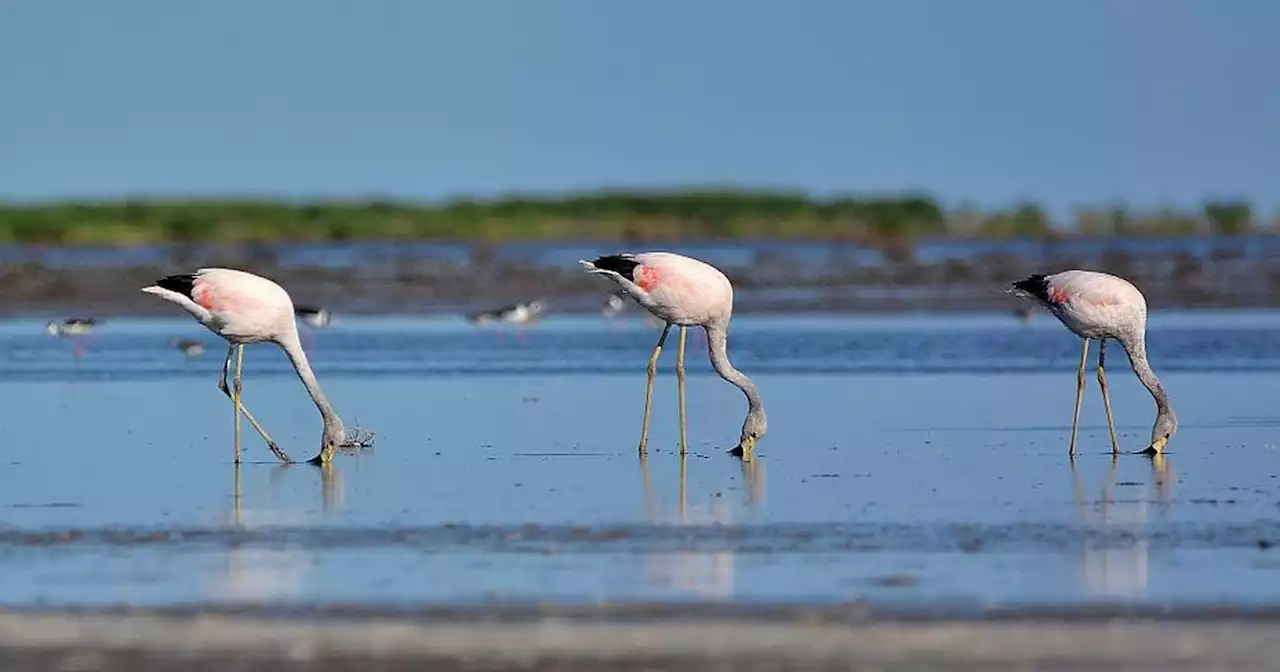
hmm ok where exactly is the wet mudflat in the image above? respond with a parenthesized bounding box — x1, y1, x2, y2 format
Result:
(0, 311, 1279, 611)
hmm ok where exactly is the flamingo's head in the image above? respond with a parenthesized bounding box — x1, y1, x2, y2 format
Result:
(1149, 407, 1178, 453)
(321, 417, 348, 459)
(736, 407, 768, 458)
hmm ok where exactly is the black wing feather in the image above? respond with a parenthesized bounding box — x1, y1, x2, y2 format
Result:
(1012, 274, 1051, 304)
(154, 273, 198, 299)
(590, 255, 640, 281)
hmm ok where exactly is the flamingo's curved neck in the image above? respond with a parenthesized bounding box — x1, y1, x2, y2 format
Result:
(704, 323, 762, 414)
(279, 330, 339, 426)
(1122, 335, 1171, 413)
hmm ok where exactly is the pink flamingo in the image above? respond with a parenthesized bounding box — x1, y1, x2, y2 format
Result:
(580, 253, 766, 460)
(141, 268, 372, 465)
(1012, 270, 1177, 456)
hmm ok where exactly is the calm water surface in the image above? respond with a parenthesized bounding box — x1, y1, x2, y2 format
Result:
(0, 310, 1279, 609)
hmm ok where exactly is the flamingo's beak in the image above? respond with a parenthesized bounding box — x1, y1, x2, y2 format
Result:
(1146, 436, 1169, 454)
(730, 436, 757, 461)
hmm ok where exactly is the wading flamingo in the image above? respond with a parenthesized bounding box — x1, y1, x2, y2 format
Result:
(1011, 270, 1177, 456)
(580, 252, 766, 459)
(142, 268, 373, 465)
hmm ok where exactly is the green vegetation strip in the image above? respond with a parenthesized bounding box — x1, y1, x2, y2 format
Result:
(0, 190, 1262, 245)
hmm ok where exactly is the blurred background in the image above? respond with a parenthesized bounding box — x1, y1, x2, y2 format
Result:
(1, 0, 1277, 317)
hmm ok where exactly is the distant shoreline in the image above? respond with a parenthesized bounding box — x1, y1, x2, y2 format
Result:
(0, 234, 1275, 317)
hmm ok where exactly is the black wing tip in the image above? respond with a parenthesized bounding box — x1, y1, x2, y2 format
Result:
(587, 254, 641, 280)
(1011, 274, 1051, 303)
(154, 273, 198, 299)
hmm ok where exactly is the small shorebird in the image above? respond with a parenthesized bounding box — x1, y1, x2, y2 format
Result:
(602, 293, 626, 318)
(580, 252, 766, 460)
(46, 317, 100, 358)
(294, 306, 333, 329)
(466, 300, 546, 327)
(141, 268, 374, 465)
(1011, 270, 1177, 456)
(45, 317, 99, 337)
(169, 337, 207, 358)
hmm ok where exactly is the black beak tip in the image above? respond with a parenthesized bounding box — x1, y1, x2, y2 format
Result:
(727, 445, 745, 457)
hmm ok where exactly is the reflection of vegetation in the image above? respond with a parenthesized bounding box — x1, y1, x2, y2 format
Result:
(0, 191, 1269, 245)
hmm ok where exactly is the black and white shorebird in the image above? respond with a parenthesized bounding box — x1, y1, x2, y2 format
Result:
(466, 300, 547, 327)
(45, 317, 99, 337)
(602, 293, 626, 318)
(294, 306, 333, 329)
(169, 337, 207, 358)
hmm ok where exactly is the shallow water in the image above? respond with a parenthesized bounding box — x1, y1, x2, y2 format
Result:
(1, 310, 1279, 609)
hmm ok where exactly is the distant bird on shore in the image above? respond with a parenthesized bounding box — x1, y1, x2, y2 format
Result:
(141, 268, 374, 465)
(1011, 270, 1176, 456)
(46, 317, 100, 359)
(466, 300, 546, 327)
(169, 337, 207, 358)
(45, 317, 98, 337)
(580, 252, 766, 460)
(295, 306, 333, 329)
(602, 293, 626, 318)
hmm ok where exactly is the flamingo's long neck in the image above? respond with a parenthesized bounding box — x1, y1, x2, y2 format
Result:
(704, 322, 763, 415)
(279, 330, 339, 425)
(1122, 336, 1171, 413)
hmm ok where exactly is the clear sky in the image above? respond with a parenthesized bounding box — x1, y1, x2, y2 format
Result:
(1, 0, 1276, 215)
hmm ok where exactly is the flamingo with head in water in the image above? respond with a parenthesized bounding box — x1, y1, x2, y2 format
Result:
(141, 268, 373, 465)
(580, 252, 766, 460)
(1011, 270, 1177, 456)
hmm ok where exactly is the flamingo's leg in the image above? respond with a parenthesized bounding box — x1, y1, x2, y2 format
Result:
(639, 323, 672, 455)
(219, 344, 294, 463)
(1096, 338, 1122, 455)
(220, 345, 242, 464)
(676, 325, 689, 455)
(1069, 338, 1090, 456)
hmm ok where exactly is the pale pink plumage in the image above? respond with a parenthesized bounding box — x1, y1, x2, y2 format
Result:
(142, 268, 370, 464)
(1012, 269, 1177, 455)
(581, 252, 766, 458)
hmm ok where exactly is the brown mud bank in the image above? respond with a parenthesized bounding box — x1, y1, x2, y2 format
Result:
(0, 606, 1278, 671)
(3, 236, 1278, 317)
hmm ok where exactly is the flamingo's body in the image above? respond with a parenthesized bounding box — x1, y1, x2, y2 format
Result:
(580, 252, 766, 459)
(141, 268, 371, 464)
(1011, 270, 1177, 455)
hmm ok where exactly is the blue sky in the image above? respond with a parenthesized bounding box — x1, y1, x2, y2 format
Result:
(1, 0, 1276, 216)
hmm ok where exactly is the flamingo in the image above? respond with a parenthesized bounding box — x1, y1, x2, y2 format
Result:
(1011, 270, 1177, 456)
(580, 252, 766, 459)
(141, 268, 373, 465)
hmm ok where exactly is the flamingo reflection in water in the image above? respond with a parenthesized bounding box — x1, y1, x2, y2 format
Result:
(639, 455, 765, 599)
(1073, 455, 1172, 599)
(214, 463, 344, 602)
